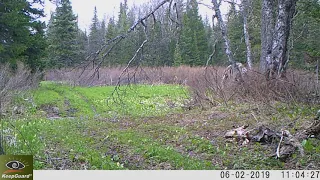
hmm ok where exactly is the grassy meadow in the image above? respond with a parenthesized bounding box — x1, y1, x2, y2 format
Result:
(1, 66, 320, 170)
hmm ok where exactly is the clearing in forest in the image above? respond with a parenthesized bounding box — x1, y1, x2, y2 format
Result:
(1, 81, 319, 170)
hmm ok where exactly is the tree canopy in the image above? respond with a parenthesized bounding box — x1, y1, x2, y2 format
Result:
(46, 0, 82, 68)
(0, 0, 46, 71)
(1, 0, 319, 73)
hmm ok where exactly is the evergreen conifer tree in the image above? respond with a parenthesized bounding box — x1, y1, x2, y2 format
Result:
(173, 43, 183, 66)
(0, 0, 46, 71)
(180, 0, 209, 66)
(47, 0, 80, 68)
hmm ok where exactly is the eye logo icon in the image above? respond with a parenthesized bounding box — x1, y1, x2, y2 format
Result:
(6, 161, 25, 170)
(0, 155, 33, 179)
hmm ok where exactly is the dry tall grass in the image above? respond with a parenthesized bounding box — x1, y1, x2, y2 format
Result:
(1, 63, 43, 155)
(44, 66, 320, 106)
(45, 66, 204, 86)
(0, 63, 42, 113)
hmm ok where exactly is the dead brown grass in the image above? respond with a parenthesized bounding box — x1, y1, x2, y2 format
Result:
(44, 66, 320, 106)
(0, 63, 42, 113)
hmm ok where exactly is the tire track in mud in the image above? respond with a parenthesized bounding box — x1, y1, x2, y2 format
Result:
(48, 86, 99, 117)
(71, 89, 99, 117)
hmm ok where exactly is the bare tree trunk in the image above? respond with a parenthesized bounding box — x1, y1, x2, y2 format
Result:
(261, 0, 297, 78)
(317, 59, 319, 85)
(260, 0, 274, 72)
(271, 0, 297, 77)
(211, 0, 236, 66)
(241, 0, 253, 70)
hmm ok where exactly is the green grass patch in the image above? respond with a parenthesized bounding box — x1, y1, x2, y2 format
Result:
(108, 129, 216, 170)
(2, 81, 319, 170)
(31, 82, 189, 118)
(2, 118, 123, 170)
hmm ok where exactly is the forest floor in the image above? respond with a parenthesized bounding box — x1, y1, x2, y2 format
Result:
(1, 81, 320, 170)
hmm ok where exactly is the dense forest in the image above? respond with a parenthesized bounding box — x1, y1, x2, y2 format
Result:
(1, 0, 319, 71)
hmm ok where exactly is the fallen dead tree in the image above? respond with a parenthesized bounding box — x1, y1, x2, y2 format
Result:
(304, 111, 320, 138)
(222, 62, 248, 84)
(224, 117, 320, 161)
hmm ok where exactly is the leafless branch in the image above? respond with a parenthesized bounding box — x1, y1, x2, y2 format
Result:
(276, 131, 284, 158)
(116, 29, 148, 86)
(168, 0, 180, 26)
(79, 0, 171, 82)
(88, 36, 125, 85)
(198, 1, 214, 10)
(205, 39, 218, 67)
(222, 0, 241, 6)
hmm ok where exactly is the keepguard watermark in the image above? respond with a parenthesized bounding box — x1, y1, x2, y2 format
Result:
(0, 155, 33, 180)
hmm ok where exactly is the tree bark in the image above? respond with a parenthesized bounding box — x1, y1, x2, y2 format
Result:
(211, 0, 236, 66)
(241, 0, 253, 70)
(260, 0, 274, 72)
(271, 0, 297, 77)
(261, 0, 297, 78)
